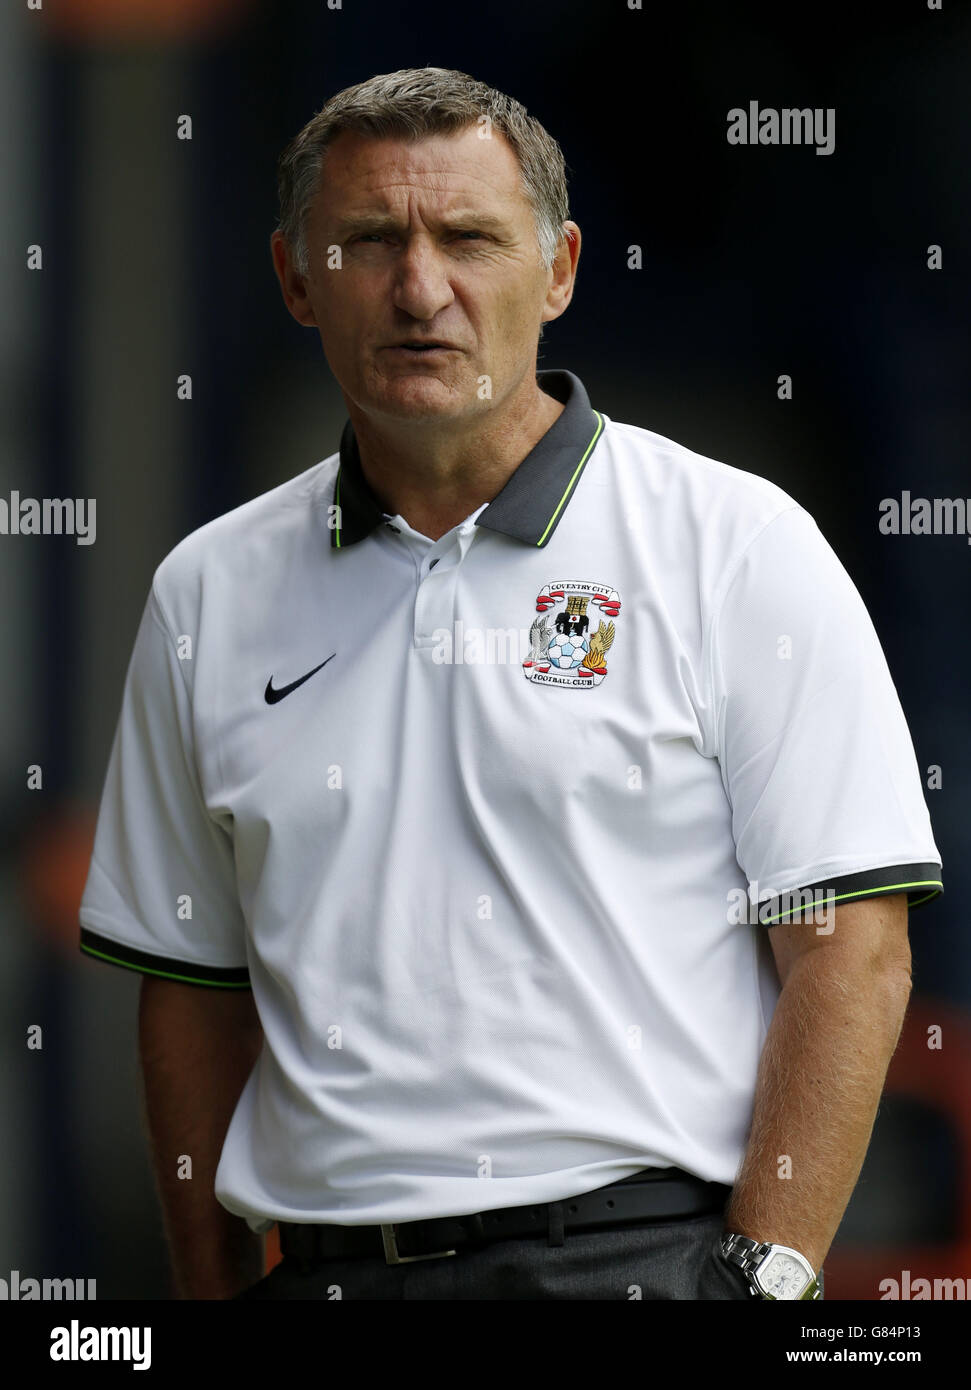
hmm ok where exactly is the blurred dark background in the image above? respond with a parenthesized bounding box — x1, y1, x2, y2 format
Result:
(1, 0, 968, 1299)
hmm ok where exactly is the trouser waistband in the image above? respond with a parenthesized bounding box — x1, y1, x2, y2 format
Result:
(278, 1167, 732, 1268)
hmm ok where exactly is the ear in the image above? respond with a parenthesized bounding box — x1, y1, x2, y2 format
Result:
(541, 221, 581, 324)
(270, 231, 318, 328)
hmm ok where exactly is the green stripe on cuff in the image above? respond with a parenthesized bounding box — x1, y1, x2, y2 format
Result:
(79, 929, 252, 989)
(759, 879, 943, 925)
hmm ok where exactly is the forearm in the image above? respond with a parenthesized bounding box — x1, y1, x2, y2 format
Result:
(724, 954, 912, 1272)
(137, 978, 265, 1299)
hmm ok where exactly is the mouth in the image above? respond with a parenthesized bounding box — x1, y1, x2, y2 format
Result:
(383, 342, 460, 354)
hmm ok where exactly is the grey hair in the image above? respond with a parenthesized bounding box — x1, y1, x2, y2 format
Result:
(275, 67, 571, 277)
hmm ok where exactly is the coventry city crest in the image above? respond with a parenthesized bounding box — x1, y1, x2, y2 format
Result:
(523, 581, 621, 689)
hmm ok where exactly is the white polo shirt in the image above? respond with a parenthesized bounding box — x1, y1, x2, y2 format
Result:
(79, 369, 944, 1229)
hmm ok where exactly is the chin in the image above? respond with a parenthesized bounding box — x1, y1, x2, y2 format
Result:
(368, 372, 472, 418)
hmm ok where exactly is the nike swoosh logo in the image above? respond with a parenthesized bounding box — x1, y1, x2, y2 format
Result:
(264, 653, 336, 705)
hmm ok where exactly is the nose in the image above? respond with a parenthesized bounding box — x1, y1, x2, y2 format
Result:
(391, 237, 455, 321)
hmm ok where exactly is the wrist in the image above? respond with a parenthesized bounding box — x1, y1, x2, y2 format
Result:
(720, 1232, 822, 1301)
(724, 1231, 823, 1274)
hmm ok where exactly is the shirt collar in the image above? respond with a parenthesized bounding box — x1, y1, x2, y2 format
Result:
(330, 369, 604, 549)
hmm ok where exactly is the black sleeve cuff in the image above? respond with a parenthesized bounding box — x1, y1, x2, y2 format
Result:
(79, 927, 252, 989)
(752, 863, 943, 926)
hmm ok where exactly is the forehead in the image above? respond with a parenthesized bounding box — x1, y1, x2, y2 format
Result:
(311, 126, 528, 221)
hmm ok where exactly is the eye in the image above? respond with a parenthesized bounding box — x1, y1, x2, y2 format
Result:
(455, 231, 484, 240)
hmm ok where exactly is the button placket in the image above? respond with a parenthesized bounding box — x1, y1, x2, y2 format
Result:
(413, 559, 460, 648)
(382, 514, 479, 648)
(377, 521, 426, 584)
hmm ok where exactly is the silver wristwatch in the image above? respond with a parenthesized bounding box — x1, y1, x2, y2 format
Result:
(720, 1233, 822, 1300)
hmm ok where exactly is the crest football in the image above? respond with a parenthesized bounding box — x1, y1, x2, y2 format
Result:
(523, 581, 621, 688)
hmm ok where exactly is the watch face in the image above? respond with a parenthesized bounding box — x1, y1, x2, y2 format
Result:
(759, 1252, 809, 1299)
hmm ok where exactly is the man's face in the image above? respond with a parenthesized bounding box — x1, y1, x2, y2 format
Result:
(273, 125, 571, 423)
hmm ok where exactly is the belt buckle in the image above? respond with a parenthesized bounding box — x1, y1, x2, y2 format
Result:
(380, 1223, 457, 1266)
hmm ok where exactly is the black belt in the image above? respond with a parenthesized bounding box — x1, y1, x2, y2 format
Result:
(278, 1167, 732, 1268)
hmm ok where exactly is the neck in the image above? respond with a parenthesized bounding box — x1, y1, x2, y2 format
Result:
(347, 373, 564, 541)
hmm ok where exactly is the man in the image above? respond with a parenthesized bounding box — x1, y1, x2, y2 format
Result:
(79, 68, 943, 1301)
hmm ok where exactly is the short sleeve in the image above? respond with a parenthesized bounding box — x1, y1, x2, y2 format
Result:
(79, 581, 251, 987)
(708, 505, 943, 926)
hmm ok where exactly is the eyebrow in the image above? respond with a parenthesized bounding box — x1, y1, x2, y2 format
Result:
(333, 210, 512, 237)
